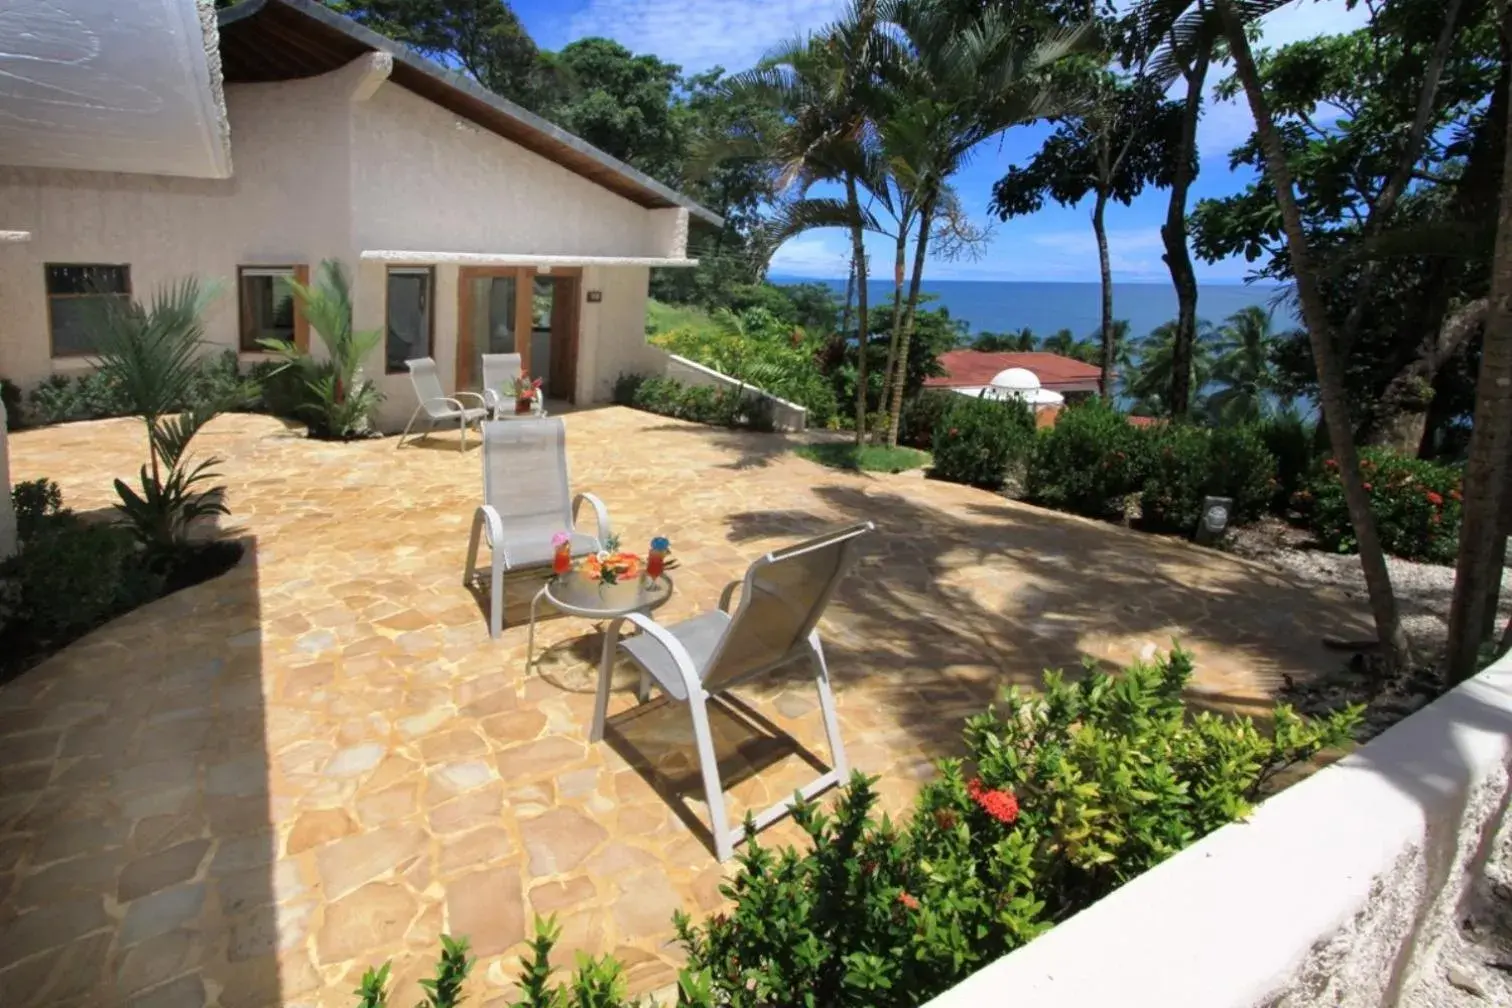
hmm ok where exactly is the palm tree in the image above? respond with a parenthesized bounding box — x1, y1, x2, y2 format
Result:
(879, 2, 1092, 446)
(1206, 304, 1278, 426)
(92, 277, 234, 557)
(725, 2, 885, 443)
(1124, 317, 1215, 417)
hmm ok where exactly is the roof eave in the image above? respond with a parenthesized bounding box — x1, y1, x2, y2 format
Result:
(216, 0, 723, 230)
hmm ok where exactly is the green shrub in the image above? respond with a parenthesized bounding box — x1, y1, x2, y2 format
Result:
(1139, 424, 1277, 533)
(1255, 412, 1317, 513)
(24, 351, 260, 428)
(614, 374, 775, 432)
(899, 389, 955, 450)
(1026, 399, 1146, 518)
(4, 515, 163, 641)
(674, 647, 1359, 1008)
(11, 478, 65, 543)
(1139, 423, 1216, 532)
(1209, 424, 1279, 523)
(1301, 448, 1462, 562)
(931, 394, 1037, 489)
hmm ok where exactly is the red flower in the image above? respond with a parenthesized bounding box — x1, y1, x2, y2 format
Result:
(1363, 483, 1373, 492)
(1426, 491, 1444, 507)
(1324, 458, 1338, 470)
(897, 891, 920, 911)
(949, 428, 959, 437)
(966, 778, 1020, 825)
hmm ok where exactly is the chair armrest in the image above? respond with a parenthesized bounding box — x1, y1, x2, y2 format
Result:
(572, 492, 612, 544)
(619, 611, 702, 699)
(455, 391, 489, 409)
(718, 579, 743, 613)
(480, 389, 502, 410)
(476, 504, 507, 559)
(423, 396, 467, 417)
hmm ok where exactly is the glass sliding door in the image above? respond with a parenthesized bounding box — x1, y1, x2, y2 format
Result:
(457, 267, 531, 391)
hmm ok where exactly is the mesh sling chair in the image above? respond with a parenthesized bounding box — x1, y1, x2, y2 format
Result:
(479, 352, 524, 417)
(464, 418, 611, 637)
(594, 522, 874, 861)
(397, 357, 489, 451)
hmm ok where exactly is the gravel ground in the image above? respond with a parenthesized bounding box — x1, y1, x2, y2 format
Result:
(1224, 517, 1512, 663)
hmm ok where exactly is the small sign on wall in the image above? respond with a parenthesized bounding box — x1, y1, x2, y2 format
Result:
(586, 290, 603, 303)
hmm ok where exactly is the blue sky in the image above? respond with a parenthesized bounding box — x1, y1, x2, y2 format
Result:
(513, 0, 1368, 283)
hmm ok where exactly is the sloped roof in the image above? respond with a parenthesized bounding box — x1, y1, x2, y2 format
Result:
(925, 351, 1103, 392)
(216, 0, 722, 228)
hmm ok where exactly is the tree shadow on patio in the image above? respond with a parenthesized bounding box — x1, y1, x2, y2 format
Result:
(720, 482, 1374, 766)
(634, 421, 799, 472)
(0, 536, 282, 1006)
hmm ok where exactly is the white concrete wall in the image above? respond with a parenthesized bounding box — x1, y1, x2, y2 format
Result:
(349, 83, 662, 258)
(652, 350, 808, 432)
(0, 71, 354, 389)
(0, 64, 674, 430)
(924, 656, 1512, 1008)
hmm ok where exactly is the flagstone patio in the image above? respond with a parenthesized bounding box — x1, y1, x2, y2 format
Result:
(0, 407, 1370, 1007)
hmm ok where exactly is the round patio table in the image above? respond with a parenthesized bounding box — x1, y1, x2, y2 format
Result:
(525, 571, 674, 684)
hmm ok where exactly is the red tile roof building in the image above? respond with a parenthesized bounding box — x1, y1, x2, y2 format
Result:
(924, 351, 1103, 394)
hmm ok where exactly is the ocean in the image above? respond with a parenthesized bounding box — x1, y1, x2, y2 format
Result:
(769, 278, 1292, 342)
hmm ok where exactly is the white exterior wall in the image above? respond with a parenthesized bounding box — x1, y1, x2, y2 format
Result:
(0, 63, 676, 430)
(924, 655, 1512, 1008)
(0, 72, 353, 389)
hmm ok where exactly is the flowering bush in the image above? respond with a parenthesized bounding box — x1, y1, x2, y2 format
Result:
(1301, 448, 1462, 562)
(930, 394, 1037, 489)
(1140, 423, 1277, 533)
(1026, 398, 1146, 518)
(672, 647, 1358, 1007)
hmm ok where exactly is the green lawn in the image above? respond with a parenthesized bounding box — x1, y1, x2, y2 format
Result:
(795, 442, 931, 474)
(646, 299, 720, 338)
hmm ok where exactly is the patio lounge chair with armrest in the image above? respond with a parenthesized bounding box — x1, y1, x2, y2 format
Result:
(479, 352, 526, 417)
(397, 357, 489, 451)
(464, 418, 612, 638)
(597, 521, 874, 861)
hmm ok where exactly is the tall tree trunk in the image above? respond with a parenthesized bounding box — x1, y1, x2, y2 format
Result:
(1218, 0, 1411, 672)
(1094, 190, 1115, 398)
(839, 250, 856, 340)
(877, 227, 910, 436)
(886, 191, 938, 448)
(845, 174, 870, 445)
(1161, 48, 1208, 419)
(1444, 56, 1512, 684)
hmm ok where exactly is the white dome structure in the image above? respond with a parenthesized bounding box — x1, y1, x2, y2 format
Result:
(990, 367, 1043, 392)
(957, 366, 1065, 406)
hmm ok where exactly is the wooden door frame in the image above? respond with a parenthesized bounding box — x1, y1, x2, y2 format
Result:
(545, 272, 582, 403)
(456, 265, 535, 391)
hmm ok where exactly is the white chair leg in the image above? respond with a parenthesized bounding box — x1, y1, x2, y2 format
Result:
(458, 414, 468, 452)
(464, 510, 484, 588)
(810, 633, 849, 777)
(688, 693, 734, 861)
(397, 405, 426, 449)
(591, 617, 626, 743)
(489, 554, 505, 639)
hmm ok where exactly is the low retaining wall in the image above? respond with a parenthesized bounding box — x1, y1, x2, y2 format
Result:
(649, 349, 808, 432)
(926, 656, 1512, 1008)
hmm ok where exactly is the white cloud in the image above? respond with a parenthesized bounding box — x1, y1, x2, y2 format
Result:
(567, 0, 842, 73)
(767, 231, 850, 277)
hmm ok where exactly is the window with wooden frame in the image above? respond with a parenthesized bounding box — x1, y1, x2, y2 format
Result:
(385, 266, 433, 374)
(237, 266, 309, 352)
(45, 263, 131, 357)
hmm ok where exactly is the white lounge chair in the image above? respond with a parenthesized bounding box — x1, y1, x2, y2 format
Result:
(397, 357, 489, 451)
(597, 522, 874, 861)
(479, 352, 525, 417)
(463, 418, 611, 637)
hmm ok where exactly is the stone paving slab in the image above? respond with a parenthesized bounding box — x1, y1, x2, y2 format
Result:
(0, 409, 1370, 1006)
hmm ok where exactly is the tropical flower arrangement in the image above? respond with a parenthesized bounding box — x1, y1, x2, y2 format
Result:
(510, 372, 543, 399)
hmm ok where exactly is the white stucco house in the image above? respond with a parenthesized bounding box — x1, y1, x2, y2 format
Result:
(0, 0, 720, 434)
